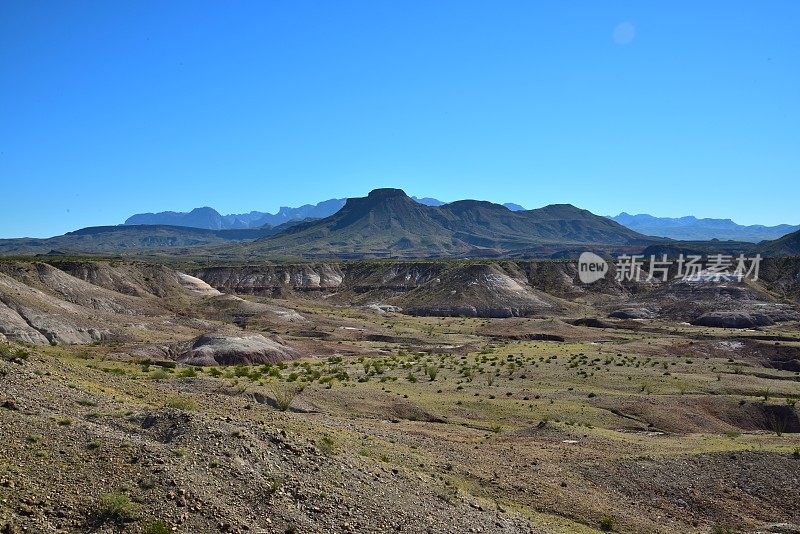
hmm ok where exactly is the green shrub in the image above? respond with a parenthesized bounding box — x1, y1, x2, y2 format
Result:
(149, 369, 171, 380)
(165, 396, 197, 411)
(599, 515, 615, 532)
(317, 435, 335, 455)
(0, 344, 30, 362)
(771, 414, 788, 436)
(426, 365, 439, 381)
(178, 367, 198, 378)
(143, 520, 171, 534)
(271, 383, 304, 411)
(97, 492, 136, 523)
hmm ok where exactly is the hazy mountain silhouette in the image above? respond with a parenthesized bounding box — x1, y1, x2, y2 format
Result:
(610, 213, 799, 242)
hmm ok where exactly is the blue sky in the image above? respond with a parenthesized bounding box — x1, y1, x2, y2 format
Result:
(1, 1, 798, 237)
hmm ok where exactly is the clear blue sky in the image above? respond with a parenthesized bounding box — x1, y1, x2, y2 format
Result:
(1, 1, 798, 237)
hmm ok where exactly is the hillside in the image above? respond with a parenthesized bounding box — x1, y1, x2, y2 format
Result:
(0, 225, 276, 256)
(242, 188, 654, 258)
(757, 228, 800, 257)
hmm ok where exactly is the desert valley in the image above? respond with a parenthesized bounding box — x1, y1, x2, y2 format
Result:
(3, 3, 799, 532)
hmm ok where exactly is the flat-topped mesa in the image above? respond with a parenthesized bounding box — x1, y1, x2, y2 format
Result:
(366, 188, 408, 199)
(338, 188, 415, 213)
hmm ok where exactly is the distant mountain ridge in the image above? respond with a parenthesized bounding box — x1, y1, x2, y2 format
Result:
(610, 212, 799, 242)
(123, 196, 527, 230)
(123, 200, 349, 230)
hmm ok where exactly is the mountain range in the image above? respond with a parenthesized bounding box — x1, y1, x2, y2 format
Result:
(123, 199, 349, 230)
(124, 199, 796, 245)
(123, 197, 527, 230)
(2, 189, 800, 258)
(0, 189, 651, 258)
(609, 213, 799, 242)
(236, 188, 652, 258)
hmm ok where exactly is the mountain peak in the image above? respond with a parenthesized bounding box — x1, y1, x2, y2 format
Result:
(367, 188, 408, 199)
(188, 207, 222, 216)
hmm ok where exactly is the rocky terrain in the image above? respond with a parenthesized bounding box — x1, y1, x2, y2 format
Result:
(1, 257, 799, 533)
(192, 257, 800, 323)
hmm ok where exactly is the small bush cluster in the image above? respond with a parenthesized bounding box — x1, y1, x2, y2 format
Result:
(165, 396, 197, 411)
(271, 383, 305, 411)
(0, 344, 30, 363)
(97, 492, 136, 523)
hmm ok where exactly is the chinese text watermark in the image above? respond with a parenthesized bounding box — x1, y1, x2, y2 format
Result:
(578, 253, 762, 284)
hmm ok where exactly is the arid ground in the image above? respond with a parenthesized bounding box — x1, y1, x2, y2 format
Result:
(1, 259, 799, 534)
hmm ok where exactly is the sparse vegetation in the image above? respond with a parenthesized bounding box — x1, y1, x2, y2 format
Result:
(0, 344, 30, 362)
(2, 257, 800, 533)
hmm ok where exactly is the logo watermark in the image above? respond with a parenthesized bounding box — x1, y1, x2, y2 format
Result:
(577, 253, 762, 284)
(577, 252, 609, 284)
